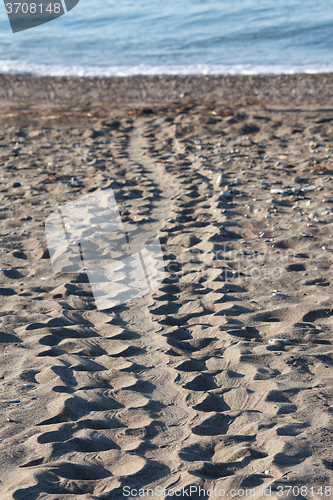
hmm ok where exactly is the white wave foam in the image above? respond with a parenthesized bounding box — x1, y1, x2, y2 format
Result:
(0, 60, 333, 76)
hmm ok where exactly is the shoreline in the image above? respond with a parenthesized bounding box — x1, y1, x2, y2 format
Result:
(0, 72, 332, 105)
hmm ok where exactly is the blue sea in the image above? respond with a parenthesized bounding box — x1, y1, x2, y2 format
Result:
(0, 0, 333, 76)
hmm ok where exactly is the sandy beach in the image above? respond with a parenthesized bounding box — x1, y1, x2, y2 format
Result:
(1, 73, 333, 499)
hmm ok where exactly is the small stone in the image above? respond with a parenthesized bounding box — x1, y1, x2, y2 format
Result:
(214, 173, 224, 188)
(220, 190, 231, 197)
(303, 185, 316, 192)
(269, 338, 291, 346)
(271, 188, 286, 194)
(13, 182, 21, 188)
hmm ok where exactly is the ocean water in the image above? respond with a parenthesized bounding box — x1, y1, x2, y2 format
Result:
(0, 0, 333, 76)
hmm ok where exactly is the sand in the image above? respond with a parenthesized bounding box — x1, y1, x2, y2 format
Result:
(0, 74, 333, 499)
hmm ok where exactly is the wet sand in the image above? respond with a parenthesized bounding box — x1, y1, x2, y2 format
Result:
(1, 73, 333, 106)
(1, 74, 333, 499)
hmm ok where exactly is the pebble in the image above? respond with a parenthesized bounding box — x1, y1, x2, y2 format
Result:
(4, 399, 20, 403)
(269, 338, 291, 346)
(13, 182, 21, 188)
(266, 198, 275, 204)
(23, 384, 34, 388)
(214, 174, 224, 187)
(272, 292, 285, 296)
(260, 232, 267, 238)
(271, 188, 286, 194)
